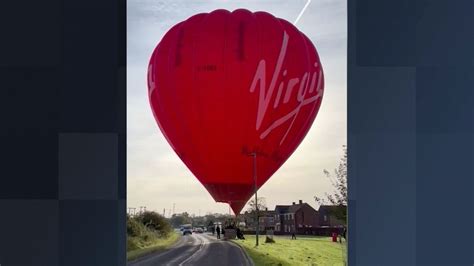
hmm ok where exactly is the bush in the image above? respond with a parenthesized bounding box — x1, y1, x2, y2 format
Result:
(135, 211, 172, 237)
(127, 216, 143, 237)
(127, 212, 176, 254)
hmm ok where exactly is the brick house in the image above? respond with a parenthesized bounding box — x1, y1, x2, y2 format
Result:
(318, 205, 346, 227)
(274, 200, 319, 234)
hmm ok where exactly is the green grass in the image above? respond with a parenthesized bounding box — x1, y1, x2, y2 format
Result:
(233, 235, 347, 266)
(127, 232, 180, 262)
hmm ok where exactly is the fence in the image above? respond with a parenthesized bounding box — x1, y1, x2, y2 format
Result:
(242, 226, 345, 236)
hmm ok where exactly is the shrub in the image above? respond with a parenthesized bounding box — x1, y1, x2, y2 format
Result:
(135, 211, 172, 237)
(127, 216, 143, 237)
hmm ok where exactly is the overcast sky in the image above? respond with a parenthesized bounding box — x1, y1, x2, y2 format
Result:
(127, 0, 346, 216)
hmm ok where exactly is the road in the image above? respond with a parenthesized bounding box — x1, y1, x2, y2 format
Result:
(128, 233, 253, 266)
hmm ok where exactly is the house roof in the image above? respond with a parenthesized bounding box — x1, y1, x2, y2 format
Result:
(318, 205, 346, 214)
(259, 210, 276, 216)
(274, 203, 318, 214)
(289, 203, 318, 213)
(288, 204, 301, 213)
(274, 205, 290, 214)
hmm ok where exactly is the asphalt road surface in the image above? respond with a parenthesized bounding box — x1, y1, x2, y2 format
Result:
(128, 233, 253, 266)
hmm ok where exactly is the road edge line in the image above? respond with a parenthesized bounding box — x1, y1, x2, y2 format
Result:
(228, 240, 255, 266)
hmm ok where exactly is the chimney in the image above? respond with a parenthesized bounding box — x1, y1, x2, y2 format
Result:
(292, 202, 295, 205)
(299, 200, 303, 204)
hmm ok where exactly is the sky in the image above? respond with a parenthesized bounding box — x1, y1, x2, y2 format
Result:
(127, 0, 346, 217)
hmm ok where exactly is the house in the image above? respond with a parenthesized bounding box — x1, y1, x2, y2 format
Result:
(318, 205, 346, 227)
(259, 208, 276, 230)
(274, 200, 319, 234)
(274, 205, 290, 233)
(243, 208, 276, 231)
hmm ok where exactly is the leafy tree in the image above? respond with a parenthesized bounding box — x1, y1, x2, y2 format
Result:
(169, 212, 193, 227)
(204, 214, 216, 223)
(135, 211, 172, 237)
(169, 214, 185, 228)
(315, 145, 347, 221)
(246, 197, 267, 213)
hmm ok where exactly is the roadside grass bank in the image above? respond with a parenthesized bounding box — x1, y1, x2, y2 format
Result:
(127, 231, 179, 261)
(232, 235, 347, 266)
(126, 212, 178, 261)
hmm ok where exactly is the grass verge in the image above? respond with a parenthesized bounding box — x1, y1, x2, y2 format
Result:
(232, 235, 347, 266)
(127, 231, 179, 262)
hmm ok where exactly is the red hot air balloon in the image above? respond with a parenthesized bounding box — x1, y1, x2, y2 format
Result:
(148, 9, 324, 215)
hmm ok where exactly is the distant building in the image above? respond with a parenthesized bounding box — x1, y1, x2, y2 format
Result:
(274, 205, 290, 233)
(243, 208, 276, 231)
(274, 200, 319, 234)
(318, 205, 346, 227)
(241, 200, 347, 235)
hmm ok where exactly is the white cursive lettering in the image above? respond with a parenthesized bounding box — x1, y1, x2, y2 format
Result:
(249, 31, 289, 131)
(249, 31, 324, 145)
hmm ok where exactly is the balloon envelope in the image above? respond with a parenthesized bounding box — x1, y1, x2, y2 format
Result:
(148, 9, 324, 214)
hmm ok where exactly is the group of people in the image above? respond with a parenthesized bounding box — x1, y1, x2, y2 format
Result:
(211, 220, 245, 240)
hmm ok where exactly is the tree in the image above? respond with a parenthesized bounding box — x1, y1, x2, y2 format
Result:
(315, 145, 347, 220)
(169, 214, 186, 228)
(246, 197, 267, 213)
(169, 212, 192, 227)
(204, 214, 216, 223)
(135, 211, 172, 237)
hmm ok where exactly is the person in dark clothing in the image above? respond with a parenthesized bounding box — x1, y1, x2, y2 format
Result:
(216, 226, 221, 239)
(236, 227, 245, 239)
(291, 231, 296, 240)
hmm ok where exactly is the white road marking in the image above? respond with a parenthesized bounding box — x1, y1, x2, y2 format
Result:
(178, 234, 208, 266)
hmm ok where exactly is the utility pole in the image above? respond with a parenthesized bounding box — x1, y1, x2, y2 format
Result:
(247, 152, 259, 246)
(173, 203, 175, 216)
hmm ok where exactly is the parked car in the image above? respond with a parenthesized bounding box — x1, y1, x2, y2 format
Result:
(182, 224, 192, 235)
(195, 228, 204, 233)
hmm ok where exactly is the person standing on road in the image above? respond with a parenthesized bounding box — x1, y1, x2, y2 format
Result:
(216, 226, 221, 239)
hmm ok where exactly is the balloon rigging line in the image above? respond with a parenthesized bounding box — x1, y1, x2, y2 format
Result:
(294, 0, 311, 25)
